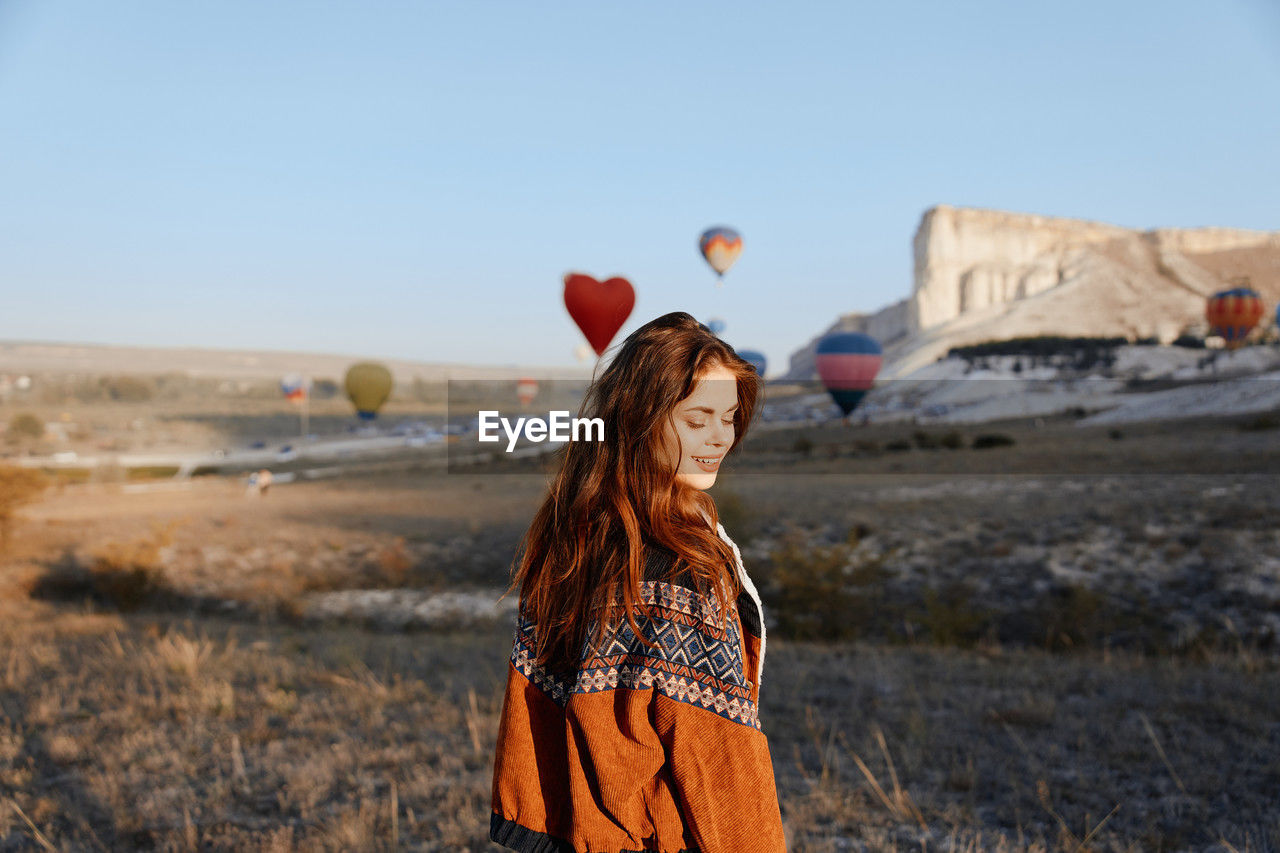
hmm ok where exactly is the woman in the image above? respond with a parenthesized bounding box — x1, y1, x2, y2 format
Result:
(489, 312, 787, 852)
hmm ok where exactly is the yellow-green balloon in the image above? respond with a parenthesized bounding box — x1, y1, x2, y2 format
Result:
(344, 362, 393, 419)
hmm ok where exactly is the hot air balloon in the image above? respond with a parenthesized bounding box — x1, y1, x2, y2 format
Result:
(281, 374, 312, 436)
(563, 273, 635, 357)
(705, 317, 727, 336)
(1206, 287, 1264, 349)
(698, 226, 742, 285)
(815, 333, 882, 417)
(516, 378, 539, 407)
(738, 349, 767, 377)
(344, 362, 393, 420)
(281, 373, 309, 403)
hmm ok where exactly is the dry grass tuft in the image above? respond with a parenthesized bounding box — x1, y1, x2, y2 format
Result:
(148, 631, 217, 680)
(844, 726, 927, 832)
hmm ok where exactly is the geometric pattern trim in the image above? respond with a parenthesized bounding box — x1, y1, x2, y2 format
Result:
(511, 581, 760, 731)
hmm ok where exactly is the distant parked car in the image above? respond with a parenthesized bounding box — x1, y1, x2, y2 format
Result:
(249, 441, 267, 450)
(277, 445, 298, 462)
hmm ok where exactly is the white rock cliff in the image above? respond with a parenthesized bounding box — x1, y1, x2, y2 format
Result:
(786, 205, 1280, 380)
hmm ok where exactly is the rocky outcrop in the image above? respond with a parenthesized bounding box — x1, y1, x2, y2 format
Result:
(785, 206, 1280, 380)
(910, 207, 1133, 332)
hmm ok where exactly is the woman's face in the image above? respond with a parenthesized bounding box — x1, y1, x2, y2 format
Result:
(659, 364, 739, 491)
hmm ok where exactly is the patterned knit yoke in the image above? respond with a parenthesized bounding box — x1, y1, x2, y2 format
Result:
(489, 523, 786, 853)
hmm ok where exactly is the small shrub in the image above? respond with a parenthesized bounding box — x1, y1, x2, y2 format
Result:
(885, 439, 911, 452)
(373, 538, 412, 586)
(917, 583, 991, 647)
(972, 434, 1015, 450)
(1239, 414, 1280, 432)
(715, 491, 755, 546)
(911, 431, 938, 450)
(792, 436, 813, 457)
(1035, 585, 1108, 650)
(6, 413, 43, 443)
(938, 431, 964, 450)
(757, 534, 888, 641)
(1108, 429, 1124, 440)
(26, 550, 90, 600)
(1172, 334, 1205, 349)
(106, 376, 153, 403)
(89, 561, 162, 610)
(844, 522, 873, 546)
(87, 530, 174, 610)
(126, 466, 180, 480)
(33, 523, 180, 611)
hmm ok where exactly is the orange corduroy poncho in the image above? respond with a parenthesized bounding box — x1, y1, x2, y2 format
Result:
(489, 522, 786, 852)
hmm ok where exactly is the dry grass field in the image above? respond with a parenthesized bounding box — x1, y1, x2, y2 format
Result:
(0, 413, 1278, 851)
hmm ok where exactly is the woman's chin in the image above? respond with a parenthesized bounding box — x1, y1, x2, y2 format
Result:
(676, 471, 718, 491)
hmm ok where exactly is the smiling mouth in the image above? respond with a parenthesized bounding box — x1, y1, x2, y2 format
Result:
(691, 455, 723, 472)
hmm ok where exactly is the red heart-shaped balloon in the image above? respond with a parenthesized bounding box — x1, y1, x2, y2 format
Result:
(563, 273, 635, 357)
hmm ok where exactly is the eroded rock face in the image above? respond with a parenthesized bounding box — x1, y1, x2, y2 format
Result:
(786, 206, 1280, 380)
(911, 206, 1134, 332)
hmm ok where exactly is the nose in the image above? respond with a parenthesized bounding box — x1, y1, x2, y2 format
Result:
(709, 420, 732, 448)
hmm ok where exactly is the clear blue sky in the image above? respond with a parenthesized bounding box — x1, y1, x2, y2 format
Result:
(2, 1, 1278, 375)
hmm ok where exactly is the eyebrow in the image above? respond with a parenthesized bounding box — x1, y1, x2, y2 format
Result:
(683, 405, 739, 415)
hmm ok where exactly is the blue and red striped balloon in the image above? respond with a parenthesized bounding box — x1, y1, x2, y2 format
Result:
(738, 349, 767, 377)
(1205, 287, 1264, 348)
(281, 373, 309, 403)
(815, 333, 882, 416)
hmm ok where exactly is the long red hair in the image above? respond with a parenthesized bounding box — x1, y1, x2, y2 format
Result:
(506, 311, 761, 674)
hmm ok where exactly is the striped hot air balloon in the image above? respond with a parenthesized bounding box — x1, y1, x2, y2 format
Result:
(1205, 287, 1264, 349)
(698, 226, 743, 284)
(815, 332, 882, 417)
(280, 373, 309, 403)
(738, 349, 767, 377)
(516, 378, 539, 407)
